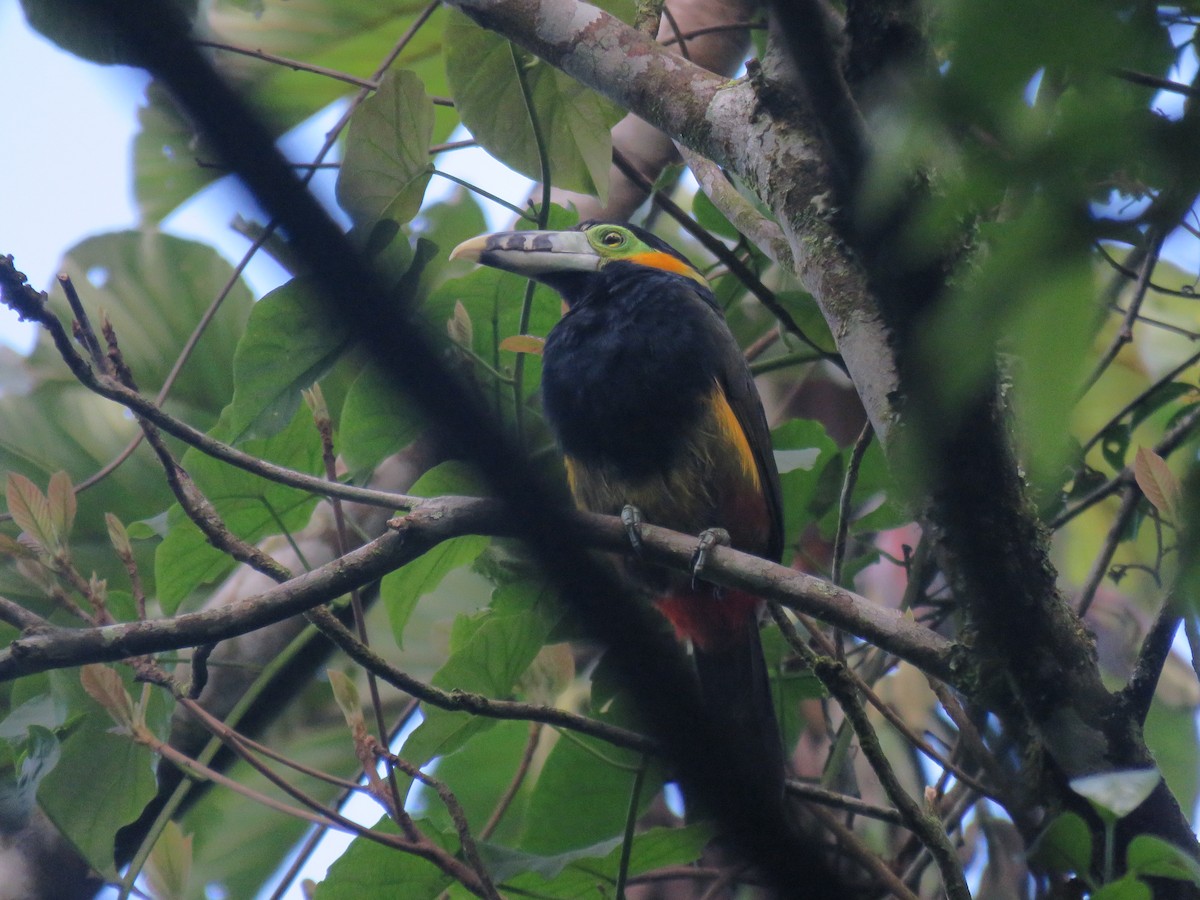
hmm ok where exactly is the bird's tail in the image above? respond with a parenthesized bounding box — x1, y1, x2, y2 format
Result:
(692, 608, 787, 801)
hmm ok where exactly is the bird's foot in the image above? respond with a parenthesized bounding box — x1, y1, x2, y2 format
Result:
(620, 504, 645, 556)
(691, 527, 731, 588)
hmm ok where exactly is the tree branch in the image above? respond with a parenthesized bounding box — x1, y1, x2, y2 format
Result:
(0, 496, 957, 683)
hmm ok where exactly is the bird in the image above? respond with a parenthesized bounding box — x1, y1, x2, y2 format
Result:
(450, 220, 786, 797)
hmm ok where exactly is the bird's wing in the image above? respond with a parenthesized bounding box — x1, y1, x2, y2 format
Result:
(695, 292, 785, 563)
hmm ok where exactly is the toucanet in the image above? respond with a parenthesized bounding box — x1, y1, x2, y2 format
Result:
(451, 221, 786, 797)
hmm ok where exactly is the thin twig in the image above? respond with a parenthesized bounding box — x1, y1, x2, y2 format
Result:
(306, 605, 657, 753)
(0, 596, 50, 631)
(1094, 242, 1200, 301)
(658, 4, 691, 60)
(1114, 67, 1200, 100)
(807, 804, 922, 900)
(831, 421, 874, 587)
(785, 779, 904, 824)
(1118, 594, 1183, 725)
(661, 21, 766, 47)
(816, 659, 970, 899)
(480, 722, 542, 839)
(1053, 402, 1200, 528)
(195, 40, 379, 89)
(310, 390, 408, 830)
(1080, 231, 1164, 395)
(1080, 347, 1200, 457)
(267, 698, 422, 900)
(377, 746, 502, 900)
(1077, 488, 1141, 616)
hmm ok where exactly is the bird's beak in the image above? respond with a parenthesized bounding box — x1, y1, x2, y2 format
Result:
(449, 230, 601, 278)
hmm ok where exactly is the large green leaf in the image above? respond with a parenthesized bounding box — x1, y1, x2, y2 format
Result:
(772, 418, 839, 562)
(498, 824, 711, 896)
(399, 576, 559, 769)
(228, 277, 352, 442)
(153, 404, 323, 613)
(135, 3, 451, 221)
(316, 817, 454, 899)
(338, 361, 423, 476)
(379, 462, 489, 646)
(418, 718, 534, 845)
(336, 69, 435, 228)
(444, 10, 622, 199)
(518, 690, 662, 855)
(183, 710, 361, 900)
(31, 230, 254, 421)
(38, 668, 171, 880)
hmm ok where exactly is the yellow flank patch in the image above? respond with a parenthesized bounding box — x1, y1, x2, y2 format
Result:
(563, 455, 580, 500)
(708, 384, 762, 490)
(625, 251, 709, 288)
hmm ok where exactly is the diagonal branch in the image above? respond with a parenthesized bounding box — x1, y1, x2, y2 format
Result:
(0, 496, 957, 683)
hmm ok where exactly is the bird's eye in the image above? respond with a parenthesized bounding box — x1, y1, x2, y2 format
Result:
(600, 230, 624, 247)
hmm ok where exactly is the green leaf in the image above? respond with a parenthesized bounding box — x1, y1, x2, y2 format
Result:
(401, 576, 560, 765)
(1092, 875, 1152, 900)
(761, 628, 825, 751)
(1029, 811, 1092, 876)
(337, 69, 435, 228)
(1100, 423, 1131, 472)
(444, 10, 623, 199)
(229, 278, 352, 443)
(380, 462, 490, 647)
(316, 817, 454, 899)
(38, 668, 170, 880)
(0, 724, 60, 831)
(772, 418, 840, 563)
(154, 404, 323, 613)
(1143, 701, 1199, 823)
(383, 535, 491, 649)
(1070, 769, 1160, 820)
(144, 820, 193, 900)
(1128, 382, 1196, 432)
(36, 231, 254, 422)
(847, 439, 910, 532)
(692, 189, 739, 240)
(423, 261, 565, 424)
(420, 719, 536, 843)
(1126, 835, 1200, 884)
(5, 473, 56, 553)
(327, 669, 365, 731)
(519, 704, 662, 855)
(134, 5, 451, 221)
(772, 290, 837, 355)
(490, 823, 711, 895)
(0, 693, 67, 740)
(339, 362, 422, 476)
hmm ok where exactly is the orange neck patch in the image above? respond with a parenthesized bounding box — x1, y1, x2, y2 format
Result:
(624, 251, 709, 288)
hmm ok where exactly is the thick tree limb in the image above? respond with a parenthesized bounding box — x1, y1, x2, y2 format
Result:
(0, 497, 956, 683)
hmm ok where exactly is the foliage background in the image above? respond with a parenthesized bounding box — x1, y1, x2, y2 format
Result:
(2, 0, 1200, 898)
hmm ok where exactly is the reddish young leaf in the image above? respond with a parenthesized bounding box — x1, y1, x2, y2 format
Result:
(80, 664, 135, 730)
(5, 473, 56, 553)
(46, 470, 76, 543)
(1134, 447, 1182, 522)
(499, 334, 546, 356)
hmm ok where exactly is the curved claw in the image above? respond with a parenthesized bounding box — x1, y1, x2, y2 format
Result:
(691, 527, 731, 588)
(620, 504, 645, 555)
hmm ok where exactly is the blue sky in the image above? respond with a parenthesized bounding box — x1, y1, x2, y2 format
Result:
(0, 2, 149, 351)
